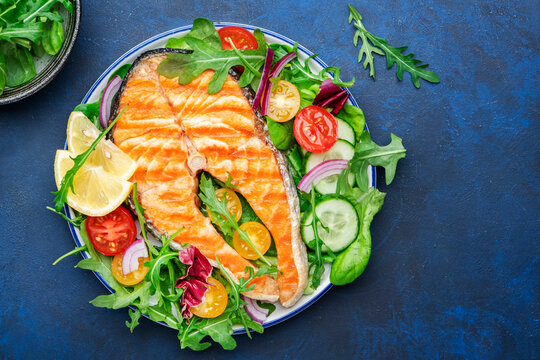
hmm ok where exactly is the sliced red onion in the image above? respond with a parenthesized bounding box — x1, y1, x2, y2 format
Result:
(252, 48, 274, 111)
(122, 238, 148, 275)
(297, 159, 349, 193)
(260, 51, 296, 116)
(99, 75, 122, 128)
(269, 51, 296, 78)
(242, 295, 269, 324)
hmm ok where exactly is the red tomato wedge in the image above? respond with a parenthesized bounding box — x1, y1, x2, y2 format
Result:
(218, 26, 258, 50)
(293, 105, 338, 153)
(85, 206, 136, 256)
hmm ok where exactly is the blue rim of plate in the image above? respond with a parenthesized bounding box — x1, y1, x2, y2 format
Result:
(64, 22, 377, 335)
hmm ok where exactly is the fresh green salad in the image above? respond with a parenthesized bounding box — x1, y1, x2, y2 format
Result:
(48, 5, 427, 351)
(0, 0, 72, 95)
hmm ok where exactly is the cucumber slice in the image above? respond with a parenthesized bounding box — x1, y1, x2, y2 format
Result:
(336, 118, 356, 145)
(305, 140, 355, 194)
(301, 196, 359, 253)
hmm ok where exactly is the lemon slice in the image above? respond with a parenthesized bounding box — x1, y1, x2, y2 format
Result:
(66, 111, 136, 180)
(54, 150, 133, 217)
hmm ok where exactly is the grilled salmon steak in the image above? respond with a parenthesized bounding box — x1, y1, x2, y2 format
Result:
(112, 49, 308, 307)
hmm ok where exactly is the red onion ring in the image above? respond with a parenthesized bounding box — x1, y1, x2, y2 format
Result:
(99, 75, 122, 129)
(260, 51, 297, 116)
(252, 48, 274, 111)
(297, 159, 349, 193)
(121, 238, 148, 275)
(242, 295, 269, 324)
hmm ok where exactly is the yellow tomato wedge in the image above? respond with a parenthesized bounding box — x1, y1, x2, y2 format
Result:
(266, 80, 300, 123)
(233, 221, 271, 260)
(111, 253, 150, 286)
(207, 188, 243, 222)
(190, 277, 228, 318)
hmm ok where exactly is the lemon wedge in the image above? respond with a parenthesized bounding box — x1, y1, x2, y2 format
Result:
(66, 111, 136, 180)
(54, 111, 137, 216)
(54, 150, 134, 217)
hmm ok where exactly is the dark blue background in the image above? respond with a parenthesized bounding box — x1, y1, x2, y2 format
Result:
(1, 0, 538, 358)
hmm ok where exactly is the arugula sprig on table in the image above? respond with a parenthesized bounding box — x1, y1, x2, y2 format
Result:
(348, 4, 440, 88)
(0, 0, 73, 95)
(51, 105, 128, 212)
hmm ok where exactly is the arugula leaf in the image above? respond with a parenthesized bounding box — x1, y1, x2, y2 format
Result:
(46, 206, 85, 227)
(0, 21, 43, 42)
(132, 183, 158, 257)
(20, 0, 72, 24)
(51, 106, 127, 212)
(348, 4, 440, 88)
(199, 173, 271, 265)
(308, 187, 325, 289)
(166, 17, 222, 51)
(126, 308, 142, 333)
(349, 131, 406, 192)
(270, 43, 354, 87)
(330, 187, 385, 285)
(157, 29, 267, 94)
(180, 314, 236, 351)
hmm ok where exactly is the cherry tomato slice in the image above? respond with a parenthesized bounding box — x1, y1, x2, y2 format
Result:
(85, 206, 136, 256)
(233, 221, 271, 260)
(111, 253, 150, 286)
(190, 277, 228, 318)
(266, 80, 301, 123)
(293, 105, 338, 153)
(207, 188, 243, 223)
(218, 26, 258, 50)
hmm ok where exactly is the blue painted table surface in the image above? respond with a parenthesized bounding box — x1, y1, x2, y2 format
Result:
(1, 0, 538, 358)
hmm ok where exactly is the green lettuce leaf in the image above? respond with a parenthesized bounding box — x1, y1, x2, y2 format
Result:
(330, 187, 385, 285)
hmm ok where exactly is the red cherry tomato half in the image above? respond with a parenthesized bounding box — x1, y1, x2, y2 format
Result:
(85, 206, 136, 256)
(293, 105, 338, 153)
(218, 26, 258, 50)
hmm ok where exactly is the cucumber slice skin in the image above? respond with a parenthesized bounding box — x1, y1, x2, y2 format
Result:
(301, 196, 359, 253)
(336, 118, 356, 145)
(304, 139, 355, 174)
(303, 139, 355, 194)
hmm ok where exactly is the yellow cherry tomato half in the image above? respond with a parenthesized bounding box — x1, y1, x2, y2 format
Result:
(207, 188, 243, 222)
(266, 80, 300, 123)
(190, 277, 228, 318)
(111, 253, 150, 286)
(233, 221, 271, 260)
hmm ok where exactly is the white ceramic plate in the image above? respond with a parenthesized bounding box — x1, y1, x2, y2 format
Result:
(64, 22, 375, 334)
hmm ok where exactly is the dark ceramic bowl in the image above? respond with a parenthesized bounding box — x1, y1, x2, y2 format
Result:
(0, 0, 81, 105)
